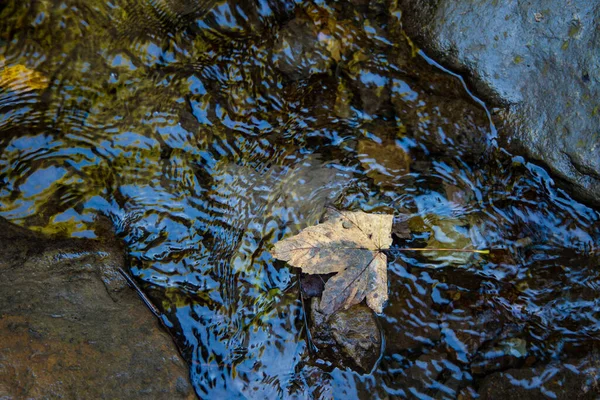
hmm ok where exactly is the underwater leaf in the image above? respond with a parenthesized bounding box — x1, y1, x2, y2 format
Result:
(334, 80, 353, 119)
(271, 209, 393, 315)
(0, 63, 48, 91)
(357, 140, 410, 187)
(409, 215, 480, 266)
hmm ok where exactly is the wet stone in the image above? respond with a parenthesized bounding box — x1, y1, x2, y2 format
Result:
(390, 82, 490, 158)
(470, 338, 528, 376)
(390, 349, 464, 399)
(310, 298, 381, 371)
(477, 352, 600, 399)
(357, 138, 411, 188)
(352, 68, 393, 117)
(441, 307, 504, 365)
(399, 0, 600, 204)
(392, 216, 411, 240)
(382, 271, 441, 353)
(300, 273, 327, 298)
(0, 218, 192, 399)
(273, 11, 336, 81)
(330, 305, 382, 371)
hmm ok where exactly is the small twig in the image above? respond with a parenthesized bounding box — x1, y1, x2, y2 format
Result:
(117, 267, 161, 318)
(298, 275, 318, 353)
(117, 267, 191, 367)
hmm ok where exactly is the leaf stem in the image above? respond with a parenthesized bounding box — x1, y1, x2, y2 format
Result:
(387, 247, 490, 254)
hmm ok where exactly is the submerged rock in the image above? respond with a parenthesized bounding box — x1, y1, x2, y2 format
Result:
(357, 138, 411, 188)
(273, 9, 340, 81)
(477, 352, 600, 399)
(470, 338, 528, 376)
(441, 303, 504, 364)
(310, 298, 381, 371)
(330, 305, 382, 371)
(401, 350, 450, 398)
(0, 218, 192, 399)
(399, 0, 600, 204)
(382, 272, 441, 353)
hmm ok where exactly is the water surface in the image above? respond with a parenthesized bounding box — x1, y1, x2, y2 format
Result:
(1, 0, 599, 398)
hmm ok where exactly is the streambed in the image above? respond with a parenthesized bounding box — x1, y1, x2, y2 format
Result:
(1, 0, 599, 398)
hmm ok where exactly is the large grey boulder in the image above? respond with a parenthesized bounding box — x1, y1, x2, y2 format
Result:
(399, 0, 600, 204)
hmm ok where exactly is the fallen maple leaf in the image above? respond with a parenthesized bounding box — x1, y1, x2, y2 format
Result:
(271, 209, 393, 316)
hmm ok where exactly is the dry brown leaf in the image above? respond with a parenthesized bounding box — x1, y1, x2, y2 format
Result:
(271, 209, 393, 315)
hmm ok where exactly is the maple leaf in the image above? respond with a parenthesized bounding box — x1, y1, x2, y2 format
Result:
(271, 209, 393, 316)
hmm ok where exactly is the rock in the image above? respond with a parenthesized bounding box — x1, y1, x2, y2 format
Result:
(347, 62, 393, 117)
(329, 305, 382, 371)
(310, 298, 381, 371)
(477, 352, 600, 399)
(470, 338, 528, 376)
(382, 267, 441, 353)
(390, 86, 491, 157)
(392, 216, 411, 240)
(0, 218, 193, 399)
(301, 273, 333, 298)
(357, 138, 411, 188)
(310, 298, 337, 348)
(273, 9, 339, 81)
(441, 305, 504, 364)
(398, 0, 600, 204)
(403, 350, 447, 393)
(389, 349, 462, 399)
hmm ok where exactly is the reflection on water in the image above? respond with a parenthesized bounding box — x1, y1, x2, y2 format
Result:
(1, 0, 599, 398)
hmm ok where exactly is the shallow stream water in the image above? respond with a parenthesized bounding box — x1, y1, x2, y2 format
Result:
(1, 0, 599, 398)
